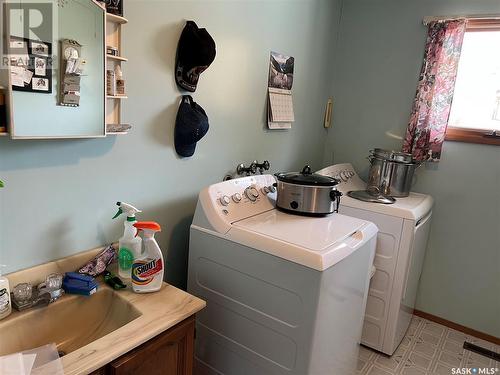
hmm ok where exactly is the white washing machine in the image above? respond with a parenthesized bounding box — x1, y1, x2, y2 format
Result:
(317, 163, 433, 355)
(188, 174, 378, 375)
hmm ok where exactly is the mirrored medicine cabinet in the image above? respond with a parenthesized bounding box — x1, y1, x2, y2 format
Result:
(0, 0, 114, 139)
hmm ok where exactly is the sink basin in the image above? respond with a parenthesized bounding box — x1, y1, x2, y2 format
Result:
(0, 288, 141, 356)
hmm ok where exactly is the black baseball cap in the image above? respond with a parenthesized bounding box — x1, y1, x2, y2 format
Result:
(175, 21, 216, 92)
(174, 95, 209, 157)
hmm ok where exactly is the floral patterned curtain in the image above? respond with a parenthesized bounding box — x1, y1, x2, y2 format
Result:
(402, 19, 467, 162)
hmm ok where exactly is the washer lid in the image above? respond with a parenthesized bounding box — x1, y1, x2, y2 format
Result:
(227, 210, 377, 270)
(234, 210, 365, 251)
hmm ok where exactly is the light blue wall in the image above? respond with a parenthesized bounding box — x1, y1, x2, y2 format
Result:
(0, 0, 339, 288)
(2, 0, 496, 338)
(324, 0, 500, 336)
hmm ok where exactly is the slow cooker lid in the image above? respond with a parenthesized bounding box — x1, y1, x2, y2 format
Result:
(275, 165, 339, 186)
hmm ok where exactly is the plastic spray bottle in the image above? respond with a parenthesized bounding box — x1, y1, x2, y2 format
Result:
(131, 222, 164, 293)
(112, 202, 142, 279)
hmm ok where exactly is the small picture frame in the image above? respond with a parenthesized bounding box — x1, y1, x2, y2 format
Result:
(31, 41, 49, 57)
(105, 0, 122, 16)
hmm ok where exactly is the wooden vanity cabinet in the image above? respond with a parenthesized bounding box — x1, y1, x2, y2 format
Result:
(91, 316, 195, 375)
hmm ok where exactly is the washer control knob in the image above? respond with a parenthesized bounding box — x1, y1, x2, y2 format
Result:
(249, 187, 259, 197)
(232, 193, 242, 203)
(261, 186, 269, 195)
(219, 195, 231, 206)
(245, 187, 259, 201)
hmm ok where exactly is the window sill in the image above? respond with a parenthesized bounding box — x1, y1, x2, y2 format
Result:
(445, 127, 500, 146)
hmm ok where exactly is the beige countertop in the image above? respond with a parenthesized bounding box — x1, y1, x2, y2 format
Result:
(62, 282, 205, 374)
(2, 245, 206, 375)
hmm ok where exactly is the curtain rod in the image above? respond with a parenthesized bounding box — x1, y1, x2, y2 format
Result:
(423, 14, 500, 25)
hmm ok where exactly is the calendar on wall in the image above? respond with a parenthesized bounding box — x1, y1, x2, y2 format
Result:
(267, 51, 294, 129)
(268, 87, 294, 127)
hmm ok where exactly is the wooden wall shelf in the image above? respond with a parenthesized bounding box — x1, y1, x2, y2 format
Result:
(105, 11, 130, 136)
(107, 54, 128, 62)
(106, 13, 128, 24)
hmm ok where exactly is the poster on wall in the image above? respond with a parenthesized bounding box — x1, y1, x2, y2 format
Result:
(268, 51, 294, 90)
(10, 36, 53, 94)
(267, 51, 295, 129)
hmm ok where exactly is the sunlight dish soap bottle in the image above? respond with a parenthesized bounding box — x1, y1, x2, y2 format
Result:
(113, 202, 142, 279)
(0, 265, 11, 320)
(131, 222, 164, 293)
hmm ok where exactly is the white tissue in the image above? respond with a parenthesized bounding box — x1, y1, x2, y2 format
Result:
(0, 343, 63, 375)
(0, 353, 27, 374)
(23, 354, 36, 374)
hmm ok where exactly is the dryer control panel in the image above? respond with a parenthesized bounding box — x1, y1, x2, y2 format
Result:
(194, 174, 277, 234)
(316, 163, 366, 192)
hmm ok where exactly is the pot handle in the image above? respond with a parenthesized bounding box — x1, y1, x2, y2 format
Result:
(367, 155, 375, 164)
(301, 165, 312, 175)
(367, 185, 380, 196)
(330, 190, 343, 213)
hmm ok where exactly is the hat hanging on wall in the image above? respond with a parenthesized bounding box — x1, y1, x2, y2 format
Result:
(174, 95, 209, 157)
(175, 21, 216, 92)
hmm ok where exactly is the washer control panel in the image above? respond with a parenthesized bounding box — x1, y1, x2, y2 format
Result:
(198, 174, 277, 232)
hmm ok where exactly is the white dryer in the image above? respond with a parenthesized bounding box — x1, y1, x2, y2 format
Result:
(188, 174, 378, 375)
(317, 163, 433, 355)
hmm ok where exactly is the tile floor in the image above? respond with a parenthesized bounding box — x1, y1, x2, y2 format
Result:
(358, 316, 500, 375)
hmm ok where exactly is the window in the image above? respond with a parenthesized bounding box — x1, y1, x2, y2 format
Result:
(447, 20, 500, 145)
